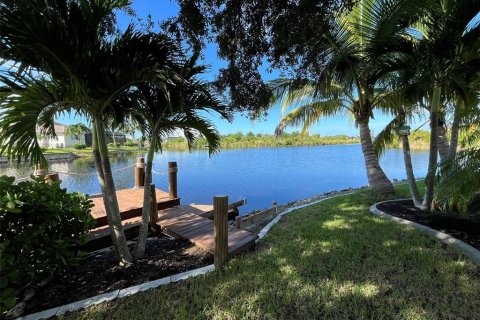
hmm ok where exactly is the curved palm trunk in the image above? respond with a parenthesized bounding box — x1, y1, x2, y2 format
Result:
(401, 135, 423, 207)
(358, 119, 395, 194)
(133, 134, 157, 259)
(448, 106, 461, 157)
(92, 123, 119, 258)
(95, 119, 133, 264)
(421, 86, 441, 211)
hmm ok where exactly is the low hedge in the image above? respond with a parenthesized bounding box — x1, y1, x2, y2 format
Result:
(0, 176, 94, 312)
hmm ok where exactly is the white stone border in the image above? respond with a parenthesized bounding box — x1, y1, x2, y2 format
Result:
(370, 200, 480, 265)
(18, 264, 215, 320)
(257, 192, 354, 241)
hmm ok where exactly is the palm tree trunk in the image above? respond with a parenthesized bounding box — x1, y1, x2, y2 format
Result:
(358, 119, 395, 194)
(448, 105, 461, 157)
(421, 86, 441, 211)
(92, 122, 120, 258)
(401, 134, 423, 207)
(133, 134, 157, 259)
(95, 119, 133, 264)
(436, 121, 449, 162)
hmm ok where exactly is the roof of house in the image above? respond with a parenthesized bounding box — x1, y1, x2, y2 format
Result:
(36, 122, 68, 135)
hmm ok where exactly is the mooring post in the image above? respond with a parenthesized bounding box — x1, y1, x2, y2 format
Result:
(149, 184, 159, 231)
(44, 173, 59, 184)
(134, 157, 145, 188)
(168, 162, 178, 199)
(214, 195, 229, 267)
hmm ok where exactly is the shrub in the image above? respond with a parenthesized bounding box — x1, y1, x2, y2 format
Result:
(107, 142, 119, 149)
(0, 176, 94, 312)
(124, 139, 138, 147)
(72, 143, 87, 150)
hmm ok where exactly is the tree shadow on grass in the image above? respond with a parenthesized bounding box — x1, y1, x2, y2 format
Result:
(62, 195, 480, 320)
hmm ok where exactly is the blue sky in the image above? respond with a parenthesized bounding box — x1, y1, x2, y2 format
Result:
(56, 0, 427, 136)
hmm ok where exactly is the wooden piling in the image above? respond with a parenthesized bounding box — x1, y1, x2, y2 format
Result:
(44, 173, 59, 184)
(168, 162, 178, 199)
(134, 157, 145, 188)
(149, 184, 159, 231)
(214, 195, 228, 267)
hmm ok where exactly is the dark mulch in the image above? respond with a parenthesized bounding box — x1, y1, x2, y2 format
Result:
(377, 199, 480, 250)
(23, 235, 213, 316)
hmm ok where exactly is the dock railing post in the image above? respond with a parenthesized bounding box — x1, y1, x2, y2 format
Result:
(168, 162, 178, 199)
(234, 215, 242, 229)
(214, 195, 228, 267)
(134, 157, 145, 188)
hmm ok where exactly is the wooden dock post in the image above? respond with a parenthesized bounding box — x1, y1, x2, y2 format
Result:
(168, 162, 178, 199)
(214, 195, 228, 267)
(134, 157, 145, 188)
(149, 184, 159, 231)
(44, 173, 59, 184)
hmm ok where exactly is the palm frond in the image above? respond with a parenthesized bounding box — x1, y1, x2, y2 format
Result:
(275, 99, 344, 137)
(435, 147, 480, 215)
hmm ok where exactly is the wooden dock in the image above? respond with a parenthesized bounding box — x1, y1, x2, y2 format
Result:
(87, 189, 258, 257)
(157, 205, 258, 256)
(90, 188, 180, 227)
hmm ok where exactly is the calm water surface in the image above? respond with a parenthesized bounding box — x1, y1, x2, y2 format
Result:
(0, 144, 429, 214)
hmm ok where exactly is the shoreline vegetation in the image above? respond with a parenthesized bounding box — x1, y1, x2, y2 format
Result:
(44, 133, 361, 157)
(42, 130, 449, 157)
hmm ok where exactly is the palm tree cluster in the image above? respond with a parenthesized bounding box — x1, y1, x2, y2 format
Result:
(0, 0, 228, 264)
(267, 0, 480, 213)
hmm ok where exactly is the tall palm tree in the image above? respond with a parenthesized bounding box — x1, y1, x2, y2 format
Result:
(0, 0, 184, 264)
(266, 0, 425, 195)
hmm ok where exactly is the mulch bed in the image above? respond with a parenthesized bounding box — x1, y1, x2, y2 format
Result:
(377, 199, 480, 250)
(22, 235, 213, 316)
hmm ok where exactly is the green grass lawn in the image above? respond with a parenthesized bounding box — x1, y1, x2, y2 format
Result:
(63, 184, 480, 319)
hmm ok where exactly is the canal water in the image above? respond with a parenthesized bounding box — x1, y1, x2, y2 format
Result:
(0, 144, 429, 214)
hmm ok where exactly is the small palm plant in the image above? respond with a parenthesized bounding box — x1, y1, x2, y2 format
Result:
(116, 54, 229, 259)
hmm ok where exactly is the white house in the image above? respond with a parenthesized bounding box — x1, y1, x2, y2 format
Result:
(36, 122, 86, 148)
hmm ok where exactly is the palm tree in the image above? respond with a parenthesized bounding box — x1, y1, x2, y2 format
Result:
(120, 55, 229, 259)
(377, 0, 480, 210)
(266, 0, 426, 195)
(65, 123, 89, 146)
(0, 0, 185, 264)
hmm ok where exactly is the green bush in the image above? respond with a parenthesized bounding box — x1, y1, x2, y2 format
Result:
(0, 176, 94, 312)
(123, 139, 138, 147)
(107, 142, 119, 149)
(72, 143, 87, 150)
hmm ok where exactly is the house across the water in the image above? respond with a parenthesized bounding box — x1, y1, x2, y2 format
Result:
(37, 122, 87, 148)
(37, 122, 127, 148)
